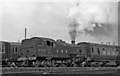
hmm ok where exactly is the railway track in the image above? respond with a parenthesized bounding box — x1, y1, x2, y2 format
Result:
(1, 67, 120, 74)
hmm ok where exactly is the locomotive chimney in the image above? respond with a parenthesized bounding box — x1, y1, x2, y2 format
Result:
(71, 40, 75, 44)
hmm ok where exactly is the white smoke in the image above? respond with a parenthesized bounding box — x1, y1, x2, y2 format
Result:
(68, 2, 118, 43)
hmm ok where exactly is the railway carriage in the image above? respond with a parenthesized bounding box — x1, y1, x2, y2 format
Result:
(77, 42, 119, 67)
(0, 41, 21, 66)
(0, 41, 11, 66)
(10, 42, 21, 61)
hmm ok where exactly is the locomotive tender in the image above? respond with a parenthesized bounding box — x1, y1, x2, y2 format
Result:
(0, 37, 120, 67)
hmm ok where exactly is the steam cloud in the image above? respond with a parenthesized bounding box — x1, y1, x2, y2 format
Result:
(68, 2, 118, 43)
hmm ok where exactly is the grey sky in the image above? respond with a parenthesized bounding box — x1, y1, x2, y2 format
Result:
(2, 2, 75, 42)
(1, 0, 119, 44)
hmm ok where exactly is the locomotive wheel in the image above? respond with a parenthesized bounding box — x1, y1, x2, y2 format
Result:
(116, 61, 120, 66)
(20, 60, 29, 67)
(32, 61, 40, 67)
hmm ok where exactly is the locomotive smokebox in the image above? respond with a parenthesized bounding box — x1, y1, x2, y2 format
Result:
(71, 41, 75, 44)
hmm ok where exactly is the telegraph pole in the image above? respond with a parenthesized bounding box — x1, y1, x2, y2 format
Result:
(25, 28, 27, 39)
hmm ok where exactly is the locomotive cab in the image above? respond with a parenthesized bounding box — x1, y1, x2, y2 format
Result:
(18, 37, 55, 67)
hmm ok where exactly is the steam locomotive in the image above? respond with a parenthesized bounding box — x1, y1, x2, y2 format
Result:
(0, 37, 120, 67)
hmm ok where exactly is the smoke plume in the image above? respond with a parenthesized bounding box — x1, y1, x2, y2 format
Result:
(69, 19, 79, 41)
(68, 2, 118, 43)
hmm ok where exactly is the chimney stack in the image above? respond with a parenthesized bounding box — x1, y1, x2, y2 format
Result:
(71, 41, 75, 44)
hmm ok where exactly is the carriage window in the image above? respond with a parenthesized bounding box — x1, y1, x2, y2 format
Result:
(27, 50, 29, 52)
(57, 49, 58, 53)
(112, 51, 115, 55)
(53, 42, 56, 47)
(91, 47, 94, 53)
(2, 46, 5, 53)
(37, 41, 42, 46)
(2, 48, 4, 53)
(61, 50, 63, 53)
(79, 49, 82, 53)
(32, 55, 35, 56)
(103, 48, 105, 50)
(66, 50, 68, 53)
(116, 49, 118, 52)
(47, 41, 51, 46)
(51, 42, 54, 47)
(115, 51, 118, 55)
(37, 43, 41, 46)
(107, 51, 111, 55)
(97, 48, 100, 54)
(13, 48, 14, 53)
(102, 48, 106, 55)
(15, 47, 17, 53)
(13, 47, 17, 53)
(20, 53, 23, 55)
